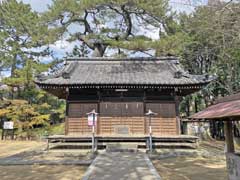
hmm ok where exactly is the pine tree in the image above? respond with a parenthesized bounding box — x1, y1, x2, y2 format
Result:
(0, 1, 65, 138)
(42, 0, 177, 57)
(0, 0, 49, 76)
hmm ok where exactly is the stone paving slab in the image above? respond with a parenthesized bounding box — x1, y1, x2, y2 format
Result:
(82, 152, 162, 180)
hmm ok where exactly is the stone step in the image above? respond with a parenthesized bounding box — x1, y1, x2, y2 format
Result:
(106, 143, 138, 152)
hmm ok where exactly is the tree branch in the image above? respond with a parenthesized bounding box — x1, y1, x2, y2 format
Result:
(121, 5, 133, 39)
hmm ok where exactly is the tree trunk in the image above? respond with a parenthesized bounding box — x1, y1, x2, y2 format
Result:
(224, 121, 235, 153)
(11, 55, 17, 77)
(194, 98, 198, 113)
(185, 98, 190, 117)
(92, 44, 107, 57)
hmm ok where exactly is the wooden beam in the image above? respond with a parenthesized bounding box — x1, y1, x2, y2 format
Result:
(224, 121, 235, 153)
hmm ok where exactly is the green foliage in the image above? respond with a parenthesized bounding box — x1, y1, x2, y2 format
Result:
(177, 2, 240, 116)
(3, 100, 45, 130)
(154, 32, 191, 56)
(29, 123, 65, 139)
(42, 0, 175, 57)
(0, 1, 65, 138)
(0, 0, 49, 73)
(0, 96, 65, 137)
(48, 123, 65, 135)
(66, 45, 90, 57)
(4, 60, 49, 87)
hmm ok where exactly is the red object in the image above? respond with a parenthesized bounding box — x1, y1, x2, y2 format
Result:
(190, 100, 240, 119)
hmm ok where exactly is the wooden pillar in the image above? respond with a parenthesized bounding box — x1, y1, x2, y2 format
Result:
(143, 90, 146, 134)
(65, 110, 69, 135)
(65, 88, 69, 135)
(175, 96, 181, 135)
(224, 121, 235, 153)
(97, 90, 101, 135)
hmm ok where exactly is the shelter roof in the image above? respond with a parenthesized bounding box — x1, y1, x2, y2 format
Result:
(190, 93, 240, 120)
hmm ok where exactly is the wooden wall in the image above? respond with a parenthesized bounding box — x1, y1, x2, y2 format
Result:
(98, 117, 145, 135)
(67, 103, 97, 135)
(66, 101, 178, 136)
(145, 103, 177, 135)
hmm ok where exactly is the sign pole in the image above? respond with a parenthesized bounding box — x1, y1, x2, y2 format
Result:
(92, 113, 95, 153)
(87, 109, 98, 153)
(145, 109, 157, 153)
(149, 115, 152, 153)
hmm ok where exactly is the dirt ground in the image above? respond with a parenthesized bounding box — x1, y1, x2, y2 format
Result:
(0, 141, 88, 180)
(0, 165, 87, 180)
(153, 156, 227, 180)
(0, 140, 230, 180)
(152, 141, 228, 180)
(0, 140, 45, 157)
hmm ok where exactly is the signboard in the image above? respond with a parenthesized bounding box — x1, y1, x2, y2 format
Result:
(3, 121, 14, 130)
(88, 114, 97, 126)
(114, 126, 129, 135)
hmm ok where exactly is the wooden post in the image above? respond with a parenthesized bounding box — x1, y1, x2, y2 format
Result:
(46, 138, 49, 151)
(65, 88, 69, 135)
(224, 121, 235, 153)
(11, 129, 14, 140)
(65, 117, 68, 135)
(1, 129, 4, 140)
(175, 96, 181, 135)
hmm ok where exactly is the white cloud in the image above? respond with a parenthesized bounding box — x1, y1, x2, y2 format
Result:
(50, 40, 80, 55)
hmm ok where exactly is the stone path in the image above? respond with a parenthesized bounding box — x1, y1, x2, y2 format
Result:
(82, 152, 162, 180)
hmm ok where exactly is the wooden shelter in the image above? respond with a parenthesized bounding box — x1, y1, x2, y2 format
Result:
(190, 92, 240, 180)
(35, 57, 213, 137)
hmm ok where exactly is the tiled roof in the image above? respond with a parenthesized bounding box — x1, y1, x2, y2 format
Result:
(35, 57, 214, 86)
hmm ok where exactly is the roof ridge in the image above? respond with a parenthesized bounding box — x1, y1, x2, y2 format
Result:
(65, 56, 179, 61)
